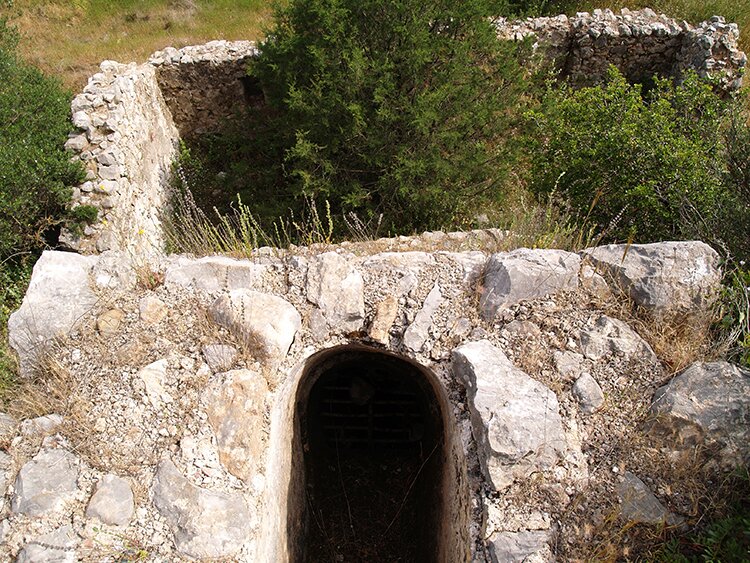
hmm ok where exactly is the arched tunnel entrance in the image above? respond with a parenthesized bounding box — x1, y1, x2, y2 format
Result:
(285, 345, 468, 563)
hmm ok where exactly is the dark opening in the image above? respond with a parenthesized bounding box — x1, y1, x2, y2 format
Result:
(293, 348, 445, 563)
(239, 75, 265, 107)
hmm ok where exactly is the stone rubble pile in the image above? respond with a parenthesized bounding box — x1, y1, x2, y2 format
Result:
(1, 236, 747, 561)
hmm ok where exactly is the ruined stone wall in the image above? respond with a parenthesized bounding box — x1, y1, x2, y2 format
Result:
(150, 41, 259, 139)
(60, 61, 180, 261)
(496, 9, 746, 90)
(61, 41, 254, 259)
(60, 13, 746, 260)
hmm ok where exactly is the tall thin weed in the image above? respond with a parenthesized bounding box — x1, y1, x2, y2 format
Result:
(164, 165, 338, 257)
(713, 263, 750, 368)
(497, 190, 598, 252)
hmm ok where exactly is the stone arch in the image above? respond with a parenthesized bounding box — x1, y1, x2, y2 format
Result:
(260, 344, 470, 563)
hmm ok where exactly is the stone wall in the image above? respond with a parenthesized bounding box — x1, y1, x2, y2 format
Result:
(60, 61, 180, 261)
(496, 8, 746, 91)
(60, 41, 255, 259)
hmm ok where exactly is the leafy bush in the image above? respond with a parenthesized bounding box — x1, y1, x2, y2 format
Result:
(244, 0, 531, 234)
(720, 101, 750, 260)
(69, 204, 98, 224)
(0, 17, 84, 260)
(527, 68, 741, 245)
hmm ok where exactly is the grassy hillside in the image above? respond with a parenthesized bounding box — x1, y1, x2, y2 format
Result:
(3, 0, 273, 90)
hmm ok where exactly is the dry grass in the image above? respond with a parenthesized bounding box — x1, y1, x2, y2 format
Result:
(4, 0, 274, 90)
(491, 191, 598, 253)
(165, 171, 340, 258)
(564, 449, 747, 561)
(582, 265, 720, 374)
(6, 350, 76, 420)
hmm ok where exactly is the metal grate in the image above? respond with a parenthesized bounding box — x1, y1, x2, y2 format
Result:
(318, 377, 425, 448)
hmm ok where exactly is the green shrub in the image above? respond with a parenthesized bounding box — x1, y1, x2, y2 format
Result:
(720, 101, 750, 261)
(0, 257, 31, 401)
(0, 17, 84, 260)
(654, 468, 750, 562)
(69, 204, 99, 225)
(245, 0, 531, 234)
(527, 68, 740, 248)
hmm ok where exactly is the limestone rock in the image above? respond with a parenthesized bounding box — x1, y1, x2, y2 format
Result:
(487, 530, 551, 563)
(8, 251, 98, 376)
(440, 251, 487, 284)
(480, 249, 580, 320)
(0, 412, 16, 444)
(209, 289, 301, 360)
(65, 133, 88, 152)
(453, 340, 567, 490)
(0, 519, 8, 545)
(12, 448, 80, 516)
(97, 308, 124, 336)
(86, 474, 134, 526)
(449, 317, 473, 340)
(649, 361, 750, 465)
(136, 359, 173, 408)
(0, 451, 11, 504)
(139, 295, 168, 324)
(202, 344, 238, 373)
(369, 296, 399, 344)
(618, 472, 681, 525)
(205, 369, 268, 482)
(152, 459, 254, 559)
(580, 262, 612, 298)
(581, 241, 721, 316)
(572, 372, 605, 414)
(306, 252, 365, 333)
(16, 525, 78, 562)
(308, 308, 329, 342)
(91, 250, 137, 289)
(20, 414, 63, 437)
(403, 283, 443, 352)
(553, 350, 584, 380)
(579, 315, 658, 363)
(164, 255, 270, 292)
(503, 320, 541, 339)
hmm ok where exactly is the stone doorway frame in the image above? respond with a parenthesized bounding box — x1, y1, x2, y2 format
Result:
(259, 344, 472, 562)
